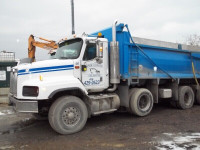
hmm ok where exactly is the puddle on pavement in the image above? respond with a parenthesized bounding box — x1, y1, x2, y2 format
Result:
(155, 132, 200, 150)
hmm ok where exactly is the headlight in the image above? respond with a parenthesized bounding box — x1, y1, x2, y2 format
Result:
(23, 86, 39, 97)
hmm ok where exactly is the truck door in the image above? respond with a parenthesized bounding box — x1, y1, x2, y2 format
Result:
(81, 40, 109, 92)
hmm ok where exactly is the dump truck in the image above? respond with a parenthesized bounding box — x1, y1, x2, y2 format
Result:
(9, 21, 200, 134)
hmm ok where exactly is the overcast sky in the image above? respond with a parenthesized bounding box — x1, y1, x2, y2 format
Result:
(0, 0, 200, 60)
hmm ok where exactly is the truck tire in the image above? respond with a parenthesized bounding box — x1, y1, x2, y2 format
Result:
(129, 88, 154, 117)
(48, 96, 88, 135)
(129, 88, 138, 98)
(196, 89, 200, 105)
(127, 88, 138, 113)
(178, 86, 194, 109)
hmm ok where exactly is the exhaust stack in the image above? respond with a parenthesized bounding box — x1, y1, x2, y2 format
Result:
(71, 0, 75, 35)
(112, 20, 118, 42)
(107, 20, 120, 92)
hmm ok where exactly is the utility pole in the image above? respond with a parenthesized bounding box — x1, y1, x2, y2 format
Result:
(71, 0, 75, 35)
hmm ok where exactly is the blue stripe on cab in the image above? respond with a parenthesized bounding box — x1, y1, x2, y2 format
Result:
(18, 69, 26, 73)
(18, 65, 74, 76)
(29, 65, 74, 72)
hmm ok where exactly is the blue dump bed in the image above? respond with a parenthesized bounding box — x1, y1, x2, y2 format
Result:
(92, 24, 200, 80)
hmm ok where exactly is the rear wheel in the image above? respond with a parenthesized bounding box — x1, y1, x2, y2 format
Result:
(48, 96, 88, 135)
(129, 88, 138, 99)
(178, 86, 194, 109)
(127, 88, 138, 113)
(129, 88, 154, 117)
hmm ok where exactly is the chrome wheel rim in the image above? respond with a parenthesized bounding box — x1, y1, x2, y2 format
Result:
(62, 106, 81, 127)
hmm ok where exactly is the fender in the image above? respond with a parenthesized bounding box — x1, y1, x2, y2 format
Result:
(41, 77, 88, 100)
(48, 87, 87, 99)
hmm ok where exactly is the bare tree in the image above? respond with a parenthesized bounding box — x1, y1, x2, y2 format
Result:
(185, 34, 200, 46)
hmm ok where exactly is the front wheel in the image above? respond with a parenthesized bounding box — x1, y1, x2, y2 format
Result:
(129, 88, 154, 117)
(48, 96, 88, 135)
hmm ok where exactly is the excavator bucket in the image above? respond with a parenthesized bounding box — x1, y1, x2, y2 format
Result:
(28, 35, 59, 62)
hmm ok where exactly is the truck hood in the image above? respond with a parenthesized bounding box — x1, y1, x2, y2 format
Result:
(16, 59, 74, 75)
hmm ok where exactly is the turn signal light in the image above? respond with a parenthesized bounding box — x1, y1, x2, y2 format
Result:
(100, 47, 103, 52)
(75, 66, 80, 69)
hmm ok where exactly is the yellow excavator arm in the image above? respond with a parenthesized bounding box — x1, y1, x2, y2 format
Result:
(28, 35, 58, 62)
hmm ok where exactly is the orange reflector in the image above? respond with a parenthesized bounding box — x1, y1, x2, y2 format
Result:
(39, 75, 43, 81)
(100, 47, 103, 52)
(98, 32, 102, 37)
(75, 66, 80, 69)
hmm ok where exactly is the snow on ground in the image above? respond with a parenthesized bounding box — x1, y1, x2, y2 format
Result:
(0, 145, 15, 150)
(22, 118, 31, 122)
(0, 110, 14, 116)
(155, 133, 200, 150)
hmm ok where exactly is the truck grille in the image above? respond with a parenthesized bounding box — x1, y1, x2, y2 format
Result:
(10, 70, 17, 96)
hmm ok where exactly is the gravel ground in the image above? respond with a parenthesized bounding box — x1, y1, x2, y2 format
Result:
(0, 101, 200, 150)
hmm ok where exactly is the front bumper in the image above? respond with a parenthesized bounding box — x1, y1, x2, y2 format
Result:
(9, 95, 38, 113)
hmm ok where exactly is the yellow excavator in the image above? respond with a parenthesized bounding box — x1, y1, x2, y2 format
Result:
(28, 35, 59, 62)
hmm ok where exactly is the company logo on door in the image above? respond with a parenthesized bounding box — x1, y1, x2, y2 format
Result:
(82, 63, 103, 87)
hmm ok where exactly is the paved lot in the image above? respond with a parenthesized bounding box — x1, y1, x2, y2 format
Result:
(0, 102, 200, 150)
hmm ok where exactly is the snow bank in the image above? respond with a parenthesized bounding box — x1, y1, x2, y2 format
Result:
(156, 132, 200, 150)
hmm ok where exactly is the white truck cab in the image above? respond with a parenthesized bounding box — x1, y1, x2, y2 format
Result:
(10, 36, 109, 99)
(10, 33, 120, 134)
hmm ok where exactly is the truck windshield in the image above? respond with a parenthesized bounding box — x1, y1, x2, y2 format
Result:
(55, 38, 83, 59)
